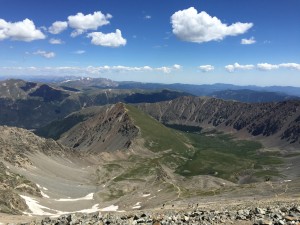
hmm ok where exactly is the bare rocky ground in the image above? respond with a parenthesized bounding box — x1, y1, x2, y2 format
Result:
(0, 197, 299, 224)
(1, 147, 299, 224)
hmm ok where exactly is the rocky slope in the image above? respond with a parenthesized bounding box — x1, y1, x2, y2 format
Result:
(21, 203, 300, 225)
(0, 126, 73, 214)
(55, 103, 139, 153)
(136, 96, 300, 147)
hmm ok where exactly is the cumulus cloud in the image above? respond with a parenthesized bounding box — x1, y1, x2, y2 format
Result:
(49, 38, 63, 44)
(48, 21, 68, 34)
(33, 50, 55, 58)
(225, 63, 255, 72)
(73, 50, 85, 54)
(0, 18, 45, 41)
(173, 64, 182, 69)
(198, 65, 214, 72)
(87, 29, 126, 47)
(144, 15, 151, 19)
(257, 63, 279, 71)
(241, 36, 256, 45)
(171, 7, 253, 43)
(68, 11, 112, 37)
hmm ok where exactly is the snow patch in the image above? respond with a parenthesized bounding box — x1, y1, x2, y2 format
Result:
(41, 191, 50, 199)
(157, 189, 162, 192)
(142, 193, 151, 197)
(77, 204, 99, 213)
(20, 195, 101, 216)
(55, 193, 94, 202)
(132, 202, 141, 209)
(100, 205, 119, 212)
(20, 195, 57, 216)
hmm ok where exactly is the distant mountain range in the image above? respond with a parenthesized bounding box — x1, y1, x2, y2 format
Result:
(2, 75, 300, 101)
(0, 79, 190, 129)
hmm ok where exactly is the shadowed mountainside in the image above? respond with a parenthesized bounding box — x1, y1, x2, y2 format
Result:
(0, 79, 191, 129)
(136, 96, 300, 147)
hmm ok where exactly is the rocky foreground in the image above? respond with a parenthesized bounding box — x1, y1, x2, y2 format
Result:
(6, 203, 299, 225)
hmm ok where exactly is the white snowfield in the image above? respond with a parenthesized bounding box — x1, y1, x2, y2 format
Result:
(55, 193, 94, 202)
(20, 195, 120, 216)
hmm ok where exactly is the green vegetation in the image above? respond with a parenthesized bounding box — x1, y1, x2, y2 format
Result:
(119, 105, 283, 184)
(175, 132, 283, 182)
(126, 104, 190, 155)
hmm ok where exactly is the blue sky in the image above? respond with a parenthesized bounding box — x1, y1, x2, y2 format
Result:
(0, 0, 299, 86)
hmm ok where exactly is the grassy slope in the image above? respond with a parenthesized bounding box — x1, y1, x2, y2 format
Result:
(112, 105, 191, 182)
(176, 132, 283, 181)
(125, 104, 190, 155)
(125, 105, 283, 183)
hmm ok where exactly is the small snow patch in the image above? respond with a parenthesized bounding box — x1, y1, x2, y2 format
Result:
(157, 189, 162, 192)
(41, 191, 50, 199)
(132, 202, 141, 209)
(100, 205, 119, 212)
(77, 204, 99, 213)
(142, 193, 151, 197)
(55, 193, 94, 202)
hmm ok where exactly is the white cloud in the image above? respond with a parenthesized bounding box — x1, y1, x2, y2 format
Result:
(241, 36, 256, 45)
(73, 50, 85, 54)
(225, 62, 300, 72)
(257, 63, 300, 71)
(0, 65, 180, 76)
(198, 65, 214, 72)
(156, 67, 171, 73)
(279, 63, 300, 70)
(33, 50, 55, 58)
(225, 62, 255, 72)
(257, 63, 279, 71)
(0, 18, 45, 42)
(87, 29, 126, 47)
(171, 7, 253, 43)
(173, 64, 181, 69)
(48, 21, 68, 34)
(144, 15, 151, 19)
(68, 11, 112, 37)
(49, 38, 63, 44)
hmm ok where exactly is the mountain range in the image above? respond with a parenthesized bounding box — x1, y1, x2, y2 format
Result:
(0, 77, 300, 217)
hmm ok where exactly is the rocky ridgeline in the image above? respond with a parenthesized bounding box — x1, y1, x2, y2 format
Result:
(15, 204, 300, 225)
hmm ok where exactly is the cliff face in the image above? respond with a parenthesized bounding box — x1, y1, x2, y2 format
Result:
(136, 96, 300, 146)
